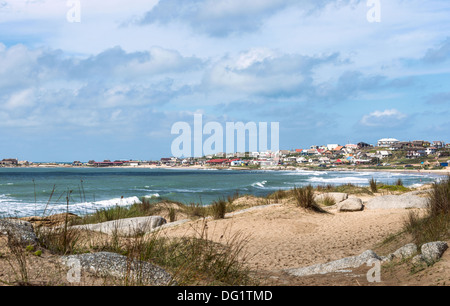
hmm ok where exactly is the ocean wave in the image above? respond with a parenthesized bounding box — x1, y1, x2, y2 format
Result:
(283, 170, 324, 176)
(251, 181, 268, 188)
(143, 193, 160, 199)
(308, 176, 369, 184)
(0, 196, 143, 217)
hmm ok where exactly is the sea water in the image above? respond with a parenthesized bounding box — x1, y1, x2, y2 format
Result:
(0, 167, 441, 217)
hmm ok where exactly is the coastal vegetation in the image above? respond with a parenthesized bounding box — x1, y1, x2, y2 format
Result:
(292, 185, 327, 213)
(403, 176, 450, 246)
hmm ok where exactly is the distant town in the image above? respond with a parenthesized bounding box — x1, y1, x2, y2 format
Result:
(1, 138, 450, 170)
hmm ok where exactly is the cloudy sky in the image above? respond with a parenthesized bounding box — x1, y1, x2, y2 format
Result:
(0, 0, 449, 161)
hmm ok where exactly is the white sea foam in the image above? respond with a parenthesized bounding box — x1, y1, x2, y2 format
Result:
(143, 193, 160, 199)
(283, 170, 323, 176)
(252, 181, 268, 188)
(308, 176, 369, 184)
(0, 196, 143, 217)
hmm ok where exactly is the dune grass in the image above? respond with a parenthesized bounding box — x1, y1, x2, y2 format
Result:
(292, 185, 327, 213)
(369, 178, 378, 193)
(403, 176, 450, 246)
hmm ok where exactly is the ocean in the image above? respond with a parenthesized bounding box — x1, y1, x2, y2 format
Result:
(0, 167, 442, 218)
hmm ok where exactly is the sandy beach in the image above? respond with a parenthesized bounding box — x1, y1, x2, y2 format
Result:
(158, 202, 408, 271)
(153, 192, 449, 286)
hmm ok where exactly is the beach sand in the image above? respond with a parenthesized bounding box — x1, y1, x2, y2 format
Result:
(158, 202, 410, 272)
(154, 196, 450, 286)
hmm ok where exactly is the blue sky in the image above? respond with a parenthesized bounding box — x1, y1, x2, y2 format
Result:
(0, 0, 449, 161)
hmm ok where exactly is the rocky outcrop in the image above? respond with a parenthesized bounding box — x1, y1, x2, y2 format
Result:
(392, 243, 418, 260)
(0, 219, 38, 245)
(70, 216, 167, 237)
(285, 250, 381, 277)
(421, 241, 448, 263)
(60, 252, 176, 286)
(337, 198, 364, 212)
(365, 194, 428, 209)
(385, 242, 447, 266)
(284, 241, 448, 278)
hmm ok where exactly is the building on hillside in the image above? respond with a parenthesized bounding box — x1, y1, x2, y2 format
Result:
(406, 148, 426, 159)
(230, 159, 246, 167)
(377, 138, 400, 147)
(412, 140, 431, 147)
(327, 144, 340, 150)
(206, 159, 230, 166)
(425, 147, 437, 155)
(377, 151, 392, 159)
(357, 142, 372, 149)
(433, 141, 445, 149)
(278, 150, 291, 157)
(0, 159, 18, 166)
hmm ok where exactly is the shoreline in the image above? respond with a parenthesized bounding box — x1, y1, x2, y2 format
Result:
(2, 164, 448, 176)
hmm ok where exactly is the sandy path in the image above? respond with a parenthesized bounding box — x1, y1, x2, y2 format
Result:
(156, 203, 413, 272)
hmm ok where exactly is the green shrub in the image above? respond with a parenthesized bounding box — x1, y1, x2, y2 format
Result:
(320, 195, 336, 207)
(379, 184, 410, 192)
(403, 176, 450, 246)
(427, 176, 450, 217)
(168, 207, 176, 223)
(266, 189, 290, 201)
(210, 199, 228, 220)
(369, 178, 378, 193)
(293, 185, 326, 213)
(185, 202, 207, 219)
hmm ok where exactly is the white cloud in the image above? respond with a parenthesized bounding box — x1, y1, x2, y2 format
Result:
(138, 0, 363, 37)
(360, 109, 408, 127)
(4, 88, 35, 110)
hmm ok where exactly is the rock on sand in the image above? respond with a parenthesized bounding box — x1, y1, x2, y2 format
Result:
(70, 216, 167, 237)
(337, 198, 364, 212)
(365, 194, 428, 209)
(285, 250, 381, 277)
(60, 252, 176, 286)
(315, 193, 348, 204)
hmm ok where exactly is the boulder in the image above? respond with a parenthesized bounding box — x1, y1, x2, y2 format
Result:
(421, 241, 448, 263)
(411, 254, 426, 265)
(0, 219, 38, 245)
(338, 198, 364, 212)
(315, 193, 348, 204)
(71, 216, 167, 237)
(285, 250, 381, 277)
(392, 243, 418, 259)
(365, 194, 428, 210)
(60, 252, 176, 286)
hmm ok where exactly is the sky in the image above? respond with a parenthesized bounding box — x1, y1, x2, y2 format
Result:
(0, 0, 449, 161)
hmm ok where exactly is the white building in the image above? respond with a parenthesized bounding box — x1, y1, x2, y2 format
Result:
(327, 144, 340, 150)
(377, 151, 392, 159)
(377, 138, 400, 147)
